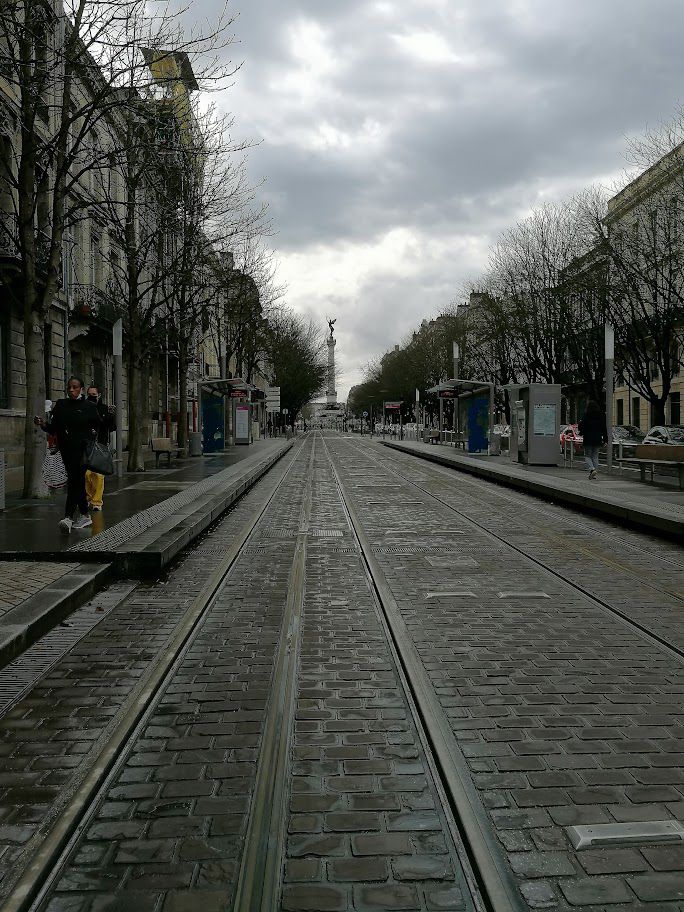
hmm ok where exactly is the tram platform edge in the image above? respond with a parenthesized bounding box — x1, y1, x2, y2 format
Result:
(381, 439, 684, 538)
(0, 561, 112, 668)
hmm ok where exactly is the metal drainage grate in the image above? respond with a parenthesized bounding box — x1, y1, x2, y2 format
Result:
(0, 582, 136, 717)
(308, 530, 345, 538)
(374, 545, 449, 555)
(567, 821, 684, 850)
(260, 529, 298, 538)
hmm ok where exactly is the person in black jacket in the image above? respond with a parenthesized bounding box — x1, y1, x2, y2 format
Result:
(578, 400, 608, 480)
(84, 384, 116, 511)
(35, 376, 101, 533)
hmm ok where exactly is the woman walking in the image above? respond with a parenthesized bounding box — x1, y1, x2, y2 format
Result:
(578, 400, 608, 480)
(35, 376, 101, 533)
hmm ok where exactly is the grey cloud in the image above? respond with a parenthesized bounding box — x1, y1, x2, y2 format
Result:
(187, 0, 684, 395)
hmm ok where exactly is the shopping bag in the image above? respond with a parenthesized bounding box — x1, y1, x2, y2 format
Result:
(42, 447, 68, 489)
(81, 440, 114, 476)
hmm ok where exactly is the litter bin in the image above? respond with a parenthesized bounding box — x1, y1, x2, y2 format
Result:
(189, 432, 202, 457)
(489, 432, 501, 456)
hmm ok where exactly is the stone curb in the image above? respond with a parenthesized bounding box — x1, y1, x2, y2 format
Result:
(110, 440, 294, 575)
(381, 440, 684, 539)
(0, 441, 294, 575)
(0, 562, 113, 668)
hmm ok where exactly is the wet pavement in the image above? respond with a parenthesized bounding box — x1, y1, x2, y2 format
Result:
(0, 441, 286, 555)
(0, 432, 682, 910)
(0, 561, 80, 618)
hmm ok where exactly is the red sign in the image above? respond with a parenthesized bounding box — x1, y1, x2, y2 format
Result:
(439, 390, 456, 399)
(230, 390, 248, 399)
(384, 401, 402, 409)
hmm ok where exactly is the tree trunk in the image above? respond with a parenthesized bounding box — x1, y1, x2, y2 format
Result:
(651, 397, 667, 425)
(22, 313, 48, 498)
(177, 341, 189, 453)
(126, 350, 146, 472)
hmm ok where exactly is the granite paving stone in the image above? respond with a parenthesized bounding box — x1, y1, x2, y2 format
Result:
(6, 434, 684, 911)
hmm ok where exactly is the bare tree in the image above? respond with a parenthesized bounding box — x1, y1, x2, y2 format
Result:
(581, 123, 684, 423)
(0, 0, 238, 486)
(263, 309, 326, 426)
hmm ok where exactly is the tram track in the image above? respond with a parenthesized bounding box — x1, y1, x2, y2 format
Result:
(320, 432, 684, 909)
(1, 439, 306, 912)
(320, 433, 523, 912)
(380, 440, 683, 568)
(17, 432, 489, 912)
(351, 438, 684, 659)
(4, 431, 682, 911)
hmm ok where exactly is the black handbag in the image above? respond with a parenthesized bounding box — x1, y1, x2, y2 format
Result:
(82, 440, 115, 476)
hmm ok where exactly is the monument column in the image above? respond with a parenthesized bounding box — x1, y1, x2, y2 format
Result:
(326, 319, 337, 406)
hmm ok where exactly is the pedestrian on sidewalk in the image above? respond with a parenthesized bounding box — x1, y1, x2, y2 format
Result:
(85, 384, 116, 512)
(35, 376, 101, 533)
(578, 400, 607, 481)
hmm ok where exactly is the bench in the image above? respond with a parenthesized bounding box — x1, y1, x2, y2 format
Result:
(617, 443, 684, 490)
(150, 437, 182, 468)
(426, 430, 441, 444)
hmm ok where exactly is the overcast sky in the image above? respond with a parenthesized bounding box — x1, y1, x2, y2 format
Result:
(206, 0, 684, 399)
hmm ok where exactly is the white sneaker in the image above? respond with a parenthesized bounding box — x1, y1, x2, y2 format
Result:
(73, 515, 92, 529)
(59, 517, 73, 534)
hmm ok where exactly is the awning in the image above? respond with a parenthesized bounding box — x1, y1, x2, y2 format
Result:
(427, 379, 495, 398)
(199, 378, 255, 397)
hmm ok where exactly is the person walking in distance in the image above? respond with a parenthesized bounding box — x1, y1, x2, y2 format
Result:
(85, 384, 115, 511)
(578, 399, 607, 480)
(35, 377, 101, 533)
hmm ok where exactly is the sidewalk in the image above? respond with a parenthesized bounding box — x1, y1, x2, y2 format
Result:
(380, 439, 684, 537)
(0, 438, 294, 665)
(0, 439, 289, 555)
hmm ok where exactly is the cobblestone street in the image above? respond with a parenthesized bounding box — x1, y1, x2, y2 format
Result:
(0, 432, 682, 911)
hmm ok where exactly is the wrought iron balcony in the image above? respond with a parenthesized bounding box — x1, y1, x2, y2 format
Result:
(69, 284, 120, 326)
(0, 211, 20, 272)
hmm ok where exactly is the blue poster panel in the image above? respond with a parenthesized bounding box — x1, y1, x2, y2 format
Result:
(467, 395, 489, 453)
(202, 392, 224, 453)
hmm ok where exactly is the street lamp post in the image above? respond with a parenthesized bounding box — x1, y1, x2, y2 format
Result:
(113, 319, 123, 477)
(605, 324, 615, 474)
(415, 388, 420, 442)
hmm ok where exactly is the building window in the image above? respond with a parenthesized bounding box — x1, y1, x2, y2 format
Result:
(92, 357, 104, 392)
(616, 398, 624, 426)
(632, 396, 640, 429)
(90, 233, 100, 287)
(671, 392, 681, 426)
(44, 323, 52, 400)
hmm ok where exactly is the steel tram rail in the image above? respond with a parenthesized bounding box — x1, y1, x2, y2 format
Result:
(4, 439, 307, 912)
(380, 441, 683, 568)
(340, 436, 684, 664)
(376, 443, 684, 606)
(319, 433, 525, 912)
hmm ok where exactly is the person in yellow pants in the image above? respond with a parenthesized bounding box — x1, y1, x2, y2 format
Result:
(85, 469, 105, 510)
(85, 384, 116, 511)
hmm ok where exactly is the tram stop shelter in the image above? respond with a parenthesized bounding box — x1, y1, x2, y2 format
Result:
(198, 378, 256, 453)
(427, 379, 496, 454)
